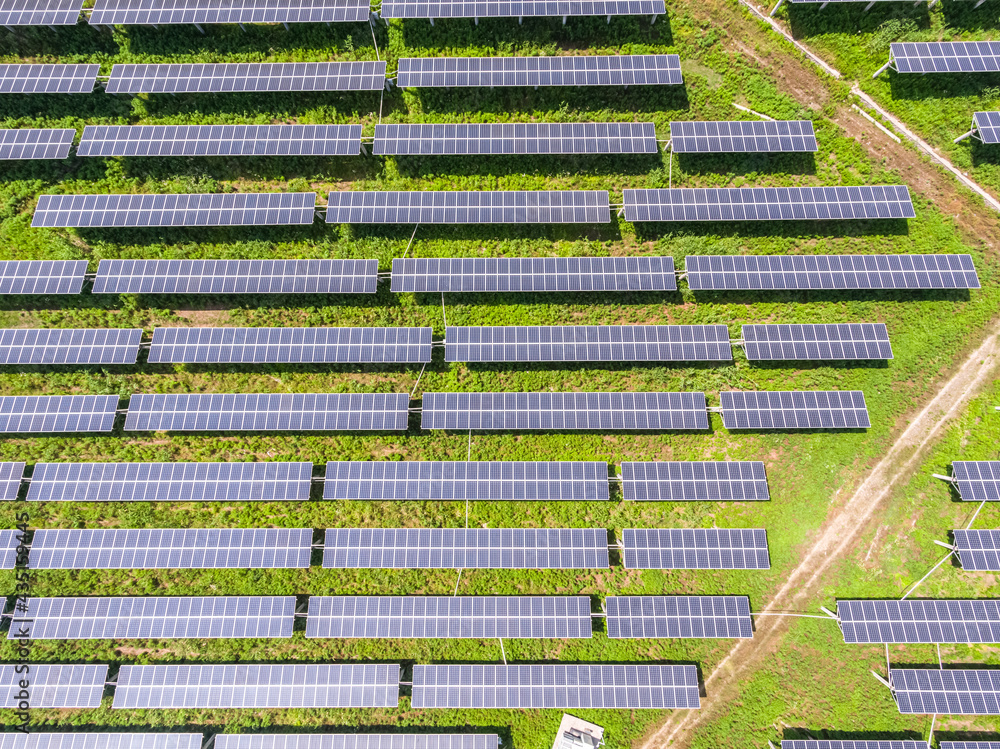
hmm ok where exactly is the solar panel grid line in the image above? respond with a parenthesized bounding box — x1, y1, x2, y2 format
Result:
(890, 42, 1000, 74)
(720, 390, 871, 430)
(105, 62, 387, 93)
(0, 664, 108, 708)
(0, 0, 84, 25)
(669, 120, 818, 153)
(26, 734, 205, 749)
(838, 599, 1000, 643)
(0, 529, 21, 569)
(620, 460, 770, 501)
(953, 529, 1000, 571)
(622, 528, 770, 569)
(0, 64, 100, 94)
(890, 668, 1000, 714)
(605, 595, 754, 638)
(973, 112, 1000, 144)
(0, 128, 75, 160)
(741, 323, 893, 361)
(952, 461, 1000, 501)
(381, 0, 665, 17)
(322, 527, 610, 569)
(0, 394, 118, 433)
(0, 260, 88, 295)
(445, 325, 733, 362)
(0, 328, 142, 365)
(215, 736, 500, 749)
(0, 461, 26, 502)
(89, 0, 371, 24)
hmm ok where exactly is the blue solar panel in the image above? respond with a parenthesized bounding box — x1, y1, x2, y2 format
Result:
(89, 0, 371, 24)
(0, 395, 117, 433)
(0, 0, 84, 25)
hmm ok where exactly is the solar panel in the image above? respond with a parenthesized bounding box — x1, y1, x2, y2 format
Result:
(0, 529, 21, 569)
(953, 529, 1000, 571)
(838, 599, 1000, 644)
(783, 742, 928, 749)
(32, 193, 316, 228)
(216, 736, 499, 749)
(382, 0, 664, 17)
(125, 392, 408, 432)
(26, 462, 314, 502)
(973, 112, 1000, 144)
(624, 186, 915, 222)
(0, 0, 84, 24)
(0, 461, 25, 501)
(952, 461, 1000, 501)
(0, 128, 75, 160)
(720, 390, 870, 430)
(391, 256, 676, 293)
(0, 328, 141, 365)
(742, 323, 893, 361)
(670, 120, 818, 153)
(373, 122, 658, 155)
(0, 394, 117, 433)
(112, 664, 400, 708)
(421, 392, 709, 430)
(622, 528, 770, 569)
(941, 743, 1000, 749)
(12, 596, 296, 639)
(0, 260, 87, 295)
(93, 258, 377, 294)
(411, 664, 700, 709)
(323, 527, 610, 569)
(89, 0, 370, 24)
(0, 664, 108, 708)
(323, 461, 609, 500)
(0, 64, 99, 94)
(29, 528, 313, 569)
(149, 327, 432, 364)
(686, 254, 981, 290)
(306, 596, 593, 638)
(78, 124, 363, 157)
(27, 734, 204, 749)
(396, 55, 683, 88)
(890, 42, 1000, 74)
(106, 62, 387, 93)
(890, 668, 1000, 714)
(621, 461, 769, 501)
(606, 595, 753, 638)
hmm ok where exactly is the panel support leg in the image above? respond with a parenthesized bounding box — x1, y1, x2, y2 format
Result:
(872, 60, 893, 78)
(429, 17, 434, 24)
(194, 22, 204, 33)
(518, 15, 522, 22)
(953, 128, 975, 144)
(562, 14, 567, 23)
(975, 0, 986, 7)
(239, 22, 245, 30)
(283, 21, 289, 29)
(474, 15, 478, 23)
(607, 14, 611, 22)
(864, 0, 875, 10)
(650, 12, 656, 23)
(769, 0, 785, 16)
(3, 24, 14, 32)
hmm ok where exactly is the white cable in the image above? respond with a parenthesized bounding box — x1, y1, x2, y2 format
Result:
(408, 362, 427, 398)
(440, 291, 448, 327)
(369, 18, 381, 61)
(402, 223, 419, 258)
(965, 499, 987, 529)
(901, 551, 953, 599)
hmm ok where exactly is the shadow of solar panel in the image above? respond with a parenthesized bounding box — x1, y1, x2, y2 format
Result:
(685, 254, 980, 290)
(0, 260, 87, 295)
(622, 528, 770, 569)
(78, 124, 363, 157)
(624, 186, 915, 222)
(33, 193, 316, 228)
(445, 325, 731, 362)
(149, 327, 432, 364)
(953, 529, 1000, 571)
(0, 0, 84, 24)
(742, 323, 893, 361)
(783, 742, 929, 749)
(890, 668, 1000, 714)
(953, 461, 1000, 501)
(93, 258, 378, 294)
(89, 0, 370, 24)
(391, 256, 676, 293)
(974, 112, 1000, 144)
(28, 735, 204, 749)
(112, 664, 400, 708)
(0, 664, 108, 708)
(29, 528, 314, 569)
(891, 42, 1000, 74)
(838, 599, 1000, 644)
(621, 461, 769, 501)
(216, 736, 499, 749)
(106, 62, 387, 93)
(0, 328, 141, 365)
(421, 392, 708, 430)
(720, 390, 870, 430)
(0, 64, 99, 93)
(396, 55, 682, 87)
(0, 395, 117, 433)
(382, 0, 664, 16)
(14, 596, 296, 639)
(0, 461, 25, 501)
(0, 128, 75, 160)
(670, 120, 817, 153)
(27, 461, 313, 502)
(606, 595, 753, 638)
(322, 527, 610, 569)
(306, 596, 593, 638)
(373, 122, 658, 156)
(0, 529, 20, 569)
(411, 663, 700, 709)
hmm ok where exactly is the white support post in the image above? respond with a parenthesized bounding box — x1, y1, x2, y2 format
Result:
(194, 22, 204, 33)
(429, 17, 434, 24)
(606, 14, 611, 22)
(562, 14, 567, 23)
(769, 0, 785, 16)
(518, 15, 522, 22)
(975, 0, 986, 7)
(474, 16, 478, 23)
(282, 21, 289, 29)
(932, 473, 956, 483)
(871, 670, 892, 689)
(498, 638, 507, 665)
(872, 59, 893, 78)
(954, 128, 975, 144)
(864, 0, 876, 10)
(650, 12, 656, 23)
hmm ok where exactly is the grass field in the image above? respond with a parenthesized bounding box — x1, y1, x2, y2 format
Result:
(1, 3, 1000, 748)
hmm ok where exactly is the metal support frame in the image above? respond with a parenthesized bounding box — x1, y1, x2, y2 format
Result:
(769, 0, 785, 15)
(872, 58, 894, 78)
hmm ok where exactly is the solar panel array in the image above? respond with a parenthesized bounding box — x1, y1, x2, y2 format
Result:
(215, 737, 499, 749)
(26, 461, 313, 502)
(89, 0, 371, 25)
(0, 64, 99, 94)
(422, 391, 708, 430)
(323, 460, 609, 500)
(0, 260, 88, 295)
(686, 254, 981, 291)
(670, 120, 818, 154)
(952, 461, 1000, 501)
(720, 390, 871, 430)
(0, 461, 26, 500)
(391, 256, 677, 293)
(444, 325, 732, 362)
(0, 128, 75, 160)
(148, 327, 433, 364)
(373, 122, 658, 156)
(410, 664, 700, 709)
(973, 112, 1000, 144)
(29, 528, 313, 569)
(783, 743, 929, 749)
(622, 528, 770, 569)
(381, 0, 665, 17)
(13, 596, 296, 640)
(0, 528, 20, 569)
(25, 734, 205, 749)
(306, 596, 593, 638)
(953, 529, 1000, 571)
(621, 461, 770, 501)
(326, 190, 610, 224)
(839, 599, 1000, 644)
(941, 743, 1000, 749)
(605, 595, 753, 639)
(0, 394, 118, 433)
(32, 193, 316, 228)
(0, 0, 84, 25)
(93, 259, 378, 294)
(890, 668, 1000, 714)
(78, 124, 363, 157)
(890, 42, 1000, 74)
(113, 664, 400, 708)
(623, 186, 915, 222)
(0, 328, 141, 365)
(106, 62, 387, 93)
(124, 392, 409, 431)
(742, 323, 893, 361)
(323, 527, 610, 569)
(0, 664, 108, 708)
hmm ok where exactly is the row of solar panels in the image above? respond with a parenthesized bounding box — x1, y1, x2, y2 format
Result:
(885, 41, 1000, 75)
